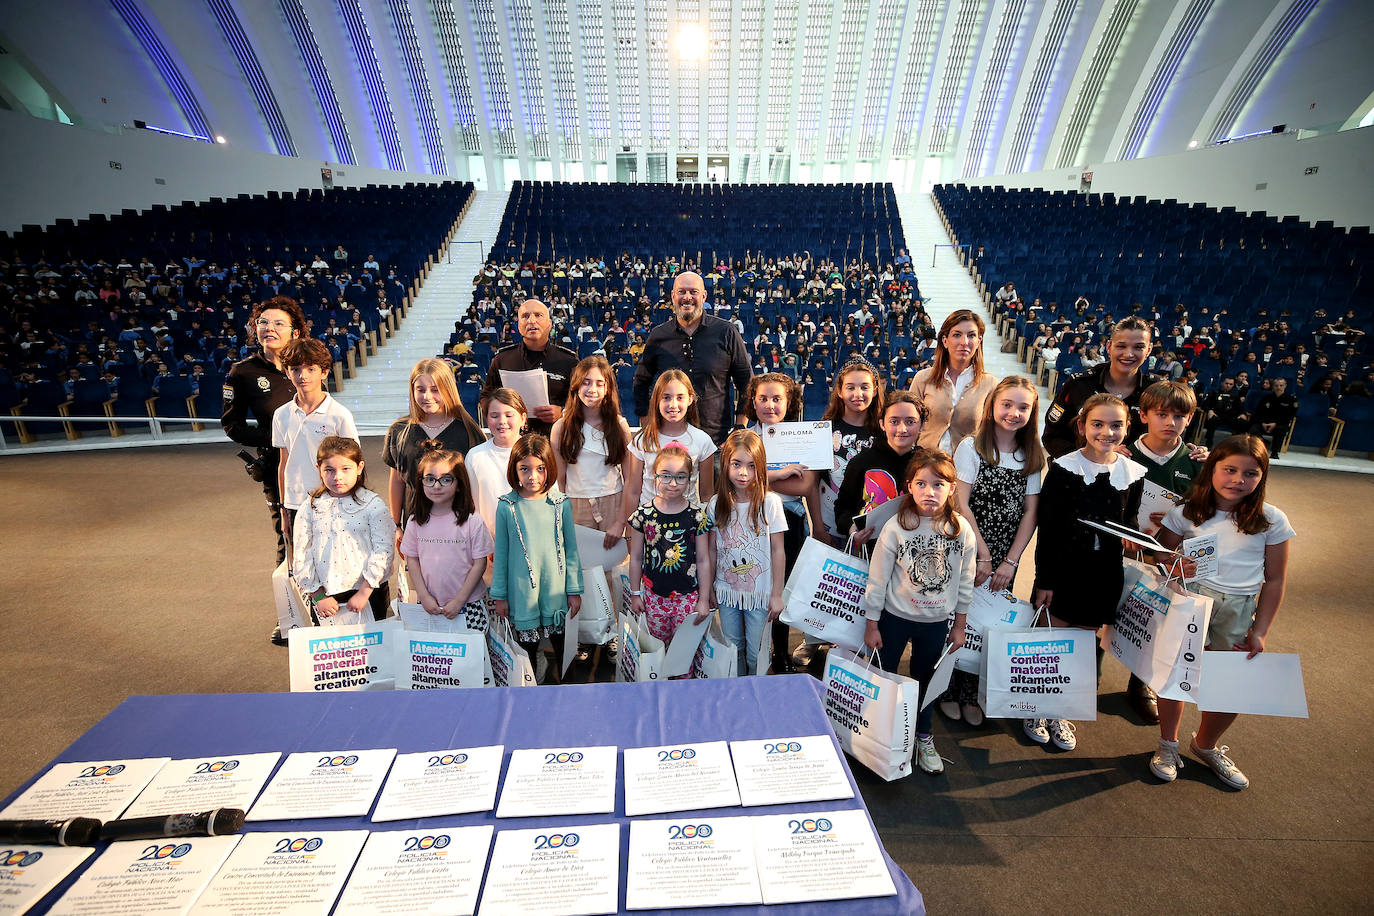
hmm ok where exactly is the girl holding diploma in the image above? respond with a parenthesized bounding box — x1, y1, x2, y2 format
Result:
(860, 451, 976, 774)
(551, 356, 633, 548)
(491, 433, 582, 684)
(938, 377, 1046, 726)
(627, 445, 714, 673)
(294, 436, 395, 622)
(401, 445, 494, 631)
(1149, 435, 1295, 789)
(710, 430, 787, 675)
(1030, 394, 1147, 752)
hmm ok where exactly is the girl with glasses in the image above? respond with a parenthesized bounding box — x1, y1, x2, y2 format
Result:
(400, 446, 493, 633)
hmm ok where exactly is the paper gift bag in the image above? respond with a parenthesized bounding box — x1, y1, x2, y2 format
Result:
(779, 537, 869, 650)
(272, 560, 314, 635)
(822, 647, 919, 781)
(953, 586, 1036, 674)
(1105, 563, 1212, 701)
(980, 624, 1099, 720)
(486, 617, 536, 687)
(288, 619, 400, 692)
(577, 564, 617, 645)
(694, 614, 738, 679)
(400, 630, 485, 689)
(614, 587, 666, 682)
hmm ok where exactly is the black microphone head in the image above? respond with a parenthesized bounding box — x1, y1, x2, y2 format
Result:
(63, 818, 102, 846)
(209, 808, 246, 836)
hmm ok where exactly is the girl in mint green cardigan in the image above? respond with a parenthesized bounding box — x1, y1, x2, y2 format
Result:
(490, 434, 583, 683)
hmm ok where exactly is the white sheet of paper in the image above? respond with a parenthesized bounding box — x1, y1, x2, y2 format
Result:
(371, 746, 504, 822)
(0, 845, 93, 916)
(1197, 652, 1309, 717)
(751, 809, 897, 905)
(321, 608, 369, 627)
(188, 830, 368, 916)
(728, 736, 854, 807)
(920, 647, 959, 712)
(1079, 518, 1169, 553)
(1136, 479, 1180, 532)
(0, 757, 171, 821)
(1181, 533, 1220, 580)
(495, 746, 617, 818)
(246, 749, 396, 822)
(853, 495, 901, 536)
(625, 816, 761, 910)
(499, 367, 550, 410)
(398, 602, 479, 634)
(332, 826, 493, 916)
(759, 420, 832, 470)
(122, 753, 282, 819)
(661, 614, 709, 678)
(50, 835, 239, 916)
(755, 619, 772, 676)
(478, 823, 620, 916)
(562, 616, 580, 676)
(574, 525, 628, 570)
(622, 741, 741, 816)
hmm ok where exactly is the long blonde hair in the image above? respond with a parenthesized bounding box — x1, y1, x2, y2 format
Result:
(972, 376, 1045, 477)
(406, 358, 485, 445)
(714, 430, 769, 533)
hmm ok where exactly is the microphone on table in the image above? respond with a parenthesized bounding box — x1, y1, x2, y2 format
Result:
(0, 817, 103, 846)
(98, 808, 246, 842)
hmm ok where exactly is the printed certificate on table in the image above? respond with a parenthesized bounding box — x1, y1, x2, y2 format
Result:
(0, 757, 171, 821)
(0, 845, 93, 916)
(332, 826, 493, 916)
(759, 420, 832, 470)
(370, 746, 504, 822)
(123, 752, 282, 819)
(494, 746, 617, 818)
(625, 816, 761, 910)
(478, 823, 620, 916)
(752, 809, 897, 905)
(729, 735, 854, 807)
(188, 830, 368, 916)
(622, 740, 741, 816)
(49, 834, 239, 916)
(246, 749, 396, 821)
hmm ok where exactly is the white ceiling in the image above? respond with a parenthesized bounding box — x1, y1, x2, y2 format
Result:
(0, 0, 1369, 186)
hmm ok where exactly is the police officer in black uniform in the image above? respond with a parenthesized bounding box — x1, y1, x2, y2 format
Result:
(221, 296, 304, 642)
(1202, 375, 1250, 446)
(479, 298, 578, 437)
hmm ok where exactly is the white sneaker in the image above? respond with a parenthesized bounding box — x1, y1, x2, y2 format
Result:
(916, 735, 944, 774)
(1023, 718, 1050, 744)
(938, 700, 962, 721)
(1190, 735, 1249, 790)
(1048, 718, 1077, 751)
(961, 704, 984, 727)
(1149, 739, 1184, 782)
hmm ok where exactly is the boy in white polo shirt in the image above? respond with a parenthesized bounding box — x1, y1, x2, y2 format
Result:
(273, 338, 359, 539)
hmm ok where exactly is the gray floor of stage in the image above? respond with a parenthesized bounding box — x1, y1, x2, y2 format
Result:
(2, 441, 1369, 914)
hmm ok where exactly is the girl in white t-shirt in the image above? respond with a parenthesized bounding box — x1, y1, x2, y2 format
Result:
(710, 430, 786, 675)
(1151, 434, 1296, 791)
(551, 356, 633, 548)
(401, 446, 494, 632)
(940, 376, 1046, 726)
(466, 389, 528, 537)
(623, 369, 717, 513)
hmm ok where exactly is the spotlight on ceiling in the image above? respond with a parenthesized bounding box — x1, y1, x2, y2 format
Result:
(677, 23, 706, 61)
(215, 135, 226, 144)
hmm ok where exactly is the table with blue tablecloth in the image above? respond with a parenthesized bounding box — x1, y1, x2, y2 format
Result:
(6, 674, 923, 915)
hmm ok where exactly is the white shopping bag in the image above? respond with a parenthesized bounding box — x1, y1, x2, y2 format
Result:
(400, 630, 486, 689)
(614, 574, 666, 683)
(694, 615, 738, 679)
(822, 647, 919, 781)
(272, 560, 313, 635)
(980, 623, 1099, 721)
(577, 565, 617, 645)
(954, 586, 1036, 674)
(779, 537, 869, 650)
(486, 617, 536, 687)
(288, 619, 400, 692)
(1105, 561, 1212, 701)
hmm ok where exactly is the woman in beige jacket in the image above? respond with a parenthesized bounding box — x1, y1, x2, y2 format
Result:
(909, 310, 1000, 453)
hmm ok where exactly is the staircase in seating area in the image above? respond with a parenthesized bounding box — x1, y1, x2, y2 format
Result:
(337, 189, 510, 433)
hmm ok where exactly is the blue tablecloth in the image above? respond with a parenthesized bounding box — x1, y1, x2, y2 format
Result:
(8, 675, 922, 914)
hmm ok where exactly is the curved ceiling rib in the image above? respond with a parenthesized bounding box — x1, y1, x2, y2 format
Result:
(1117, 0, 1213, 161)
(108, 0, 215, 141)
(278, 0, 354, 165)
(205, 0, 296, 156)
(1206, 0, 1319, 143)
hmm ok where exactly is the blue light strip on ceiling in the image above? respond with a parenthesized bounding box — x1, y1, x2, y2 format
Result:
(279, 0, 355, 165)
(336, 0, 406, 171)
(205, 0, 297, 156)
(1120, 0, 1215, 160)
(385, 0, 446, 174)
(108, 0, 214, 141)
(1207, 0, 1318, 143)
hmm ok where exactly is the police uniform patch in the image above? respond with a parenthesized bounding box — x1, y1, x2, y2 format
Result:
(1046, 404, 1064, 423)
(222, 385, 234, 402)
(257, 377, 271, 391)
